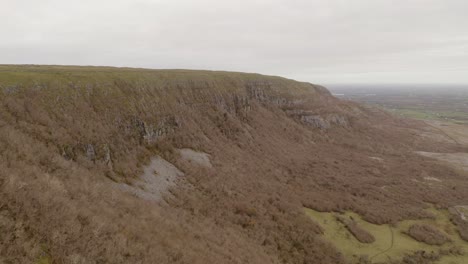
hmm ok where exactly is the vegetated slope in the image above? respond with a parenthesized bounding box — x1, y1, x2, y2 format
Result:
(0, 65, 467, 264)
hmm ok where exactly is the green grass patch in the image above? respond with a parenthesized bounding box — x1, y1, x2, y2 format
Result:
(305, 207, 468, 264)
(36, 256, 52, 264)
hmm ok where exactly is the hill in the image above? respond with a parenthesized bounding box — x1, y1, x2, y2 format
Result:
(0, 65, 467, 264)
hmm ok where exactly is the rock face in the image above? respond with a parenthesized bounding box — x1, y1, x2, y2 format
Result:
(301, 115, 330, 129)
(142, 117, 180, 144)
(40, 71, 349, 167)
(286, 110, 350, 129)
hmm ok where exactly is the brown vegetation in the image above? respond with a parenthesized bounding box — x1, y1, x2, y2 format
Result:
(401, 250, 441, 264)
(1, 65, 467, 263)
(405, 224, 450, 245)
(336, 216, 375, 243)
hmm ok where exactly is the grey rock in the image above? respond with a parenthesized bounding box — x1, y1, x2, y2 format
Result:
(86, 144, 96, 162)
(301, 115, 331, 129)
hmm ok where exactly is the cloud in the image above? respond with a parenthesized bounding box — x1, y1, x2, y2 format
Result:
(1, 0, 467, 84)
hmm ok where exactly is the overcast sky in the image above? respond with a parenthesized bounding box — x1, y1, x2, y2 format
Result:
(2, 0, 468, 85)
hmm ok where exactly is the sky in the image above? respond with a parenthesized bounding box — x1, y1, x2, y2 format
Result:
(2, 0, 468, 85)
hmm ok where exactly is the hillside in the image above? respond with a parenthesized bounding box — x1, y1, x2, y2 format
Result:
(1, 65, 467, 264)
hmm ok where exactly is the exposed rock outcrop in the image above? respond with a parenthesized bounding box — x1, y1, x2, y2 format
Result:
(286, 110, 350, 129)
(117, 156, 184, 202)
(178, 148, 212, 168)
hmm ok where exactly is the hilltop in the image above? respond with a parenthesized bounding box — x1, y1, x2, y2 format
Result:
(0, 65, 467, 264)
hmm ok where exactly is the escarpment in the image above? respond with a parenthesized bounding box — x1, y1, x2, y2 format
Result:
(0, 67, 352, 177)
(1, 66, 467, 264)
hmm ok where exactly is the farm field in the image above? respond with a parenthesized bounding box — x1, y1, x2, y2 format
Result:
(329, 85, 468, 125)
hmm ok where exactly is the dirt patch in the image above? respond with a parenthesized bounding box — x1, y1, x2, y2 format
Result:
(405, 224, 450, 246)
(117, 157, 184, 201)
(178, 148, 212, 168)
